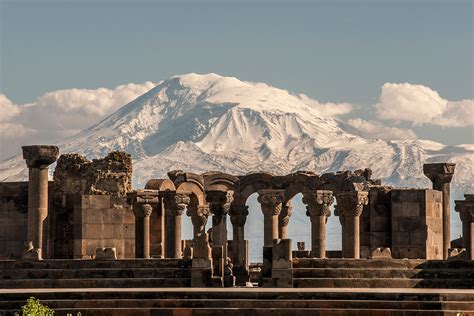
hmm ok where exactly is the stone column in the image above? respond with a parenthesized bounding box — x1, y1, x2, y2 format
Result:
(229, 204, 249, 285)
(161, 191, 190, 258)
(455, 194, 474, 260)
(257, 189, 285, 247)
(302, 190, 334, 258)
(22, 145, 59, 260)
(187, 204, 210, 238)
(423, 163, 456, 259)
(206, 190, 234, 259)
(127, 190, 159, 259)
(337, 191, 368, 259)
(278, 202, 292, 239)
(229, 204, 249, 267)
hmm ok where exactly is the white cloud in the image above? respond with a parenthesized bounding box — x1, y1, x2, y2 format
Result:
(347, 118, 417, 140)
(0, 82, 156, 159)
(0, 94, 20, 122)
(374, 83, 474, 127)
(298, 94, 353, 116)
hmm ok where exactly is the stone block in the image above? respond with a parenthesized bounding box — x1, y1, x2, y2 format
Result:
(123, 224, 134, 238)
(272, 239, 292, 269)
(370, 247, 392, 259)
(398, 217, 422, 232)
(401, 202, 420, 217)
(89, 195, 111, 209)
(82, 208, 103, 224)
(392, 231, 410, 245)
(95, 247, 117, 260)
(272, 268, 293, 288)
(84, 223, 103, 238)
(103, 224, 115, 238)
(262, 246, 273, 278)
(397, 246, 420, 259)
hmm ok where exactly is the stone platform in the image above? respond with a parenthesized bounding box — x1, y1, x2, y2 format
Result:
(1, 258, 473, 314)
(1, 288, 473, 315)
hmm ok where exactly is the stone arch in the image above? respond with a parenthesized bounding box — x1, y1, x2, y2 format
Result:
(168, 170, 205, 205)
(236, 172, 274, 204)
(144, 178, 176, 191)
(202, 171, 239, 192)
(274, 171, 322, 244)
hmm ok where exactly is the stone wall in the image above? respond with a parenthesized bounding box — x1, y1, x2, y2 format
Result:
(0, 182, 29, 259)
(391, 189, 443, 259)
(361, 186, 392, 257)
(73, 195, 135, 258)
(53, 151, 132, 197)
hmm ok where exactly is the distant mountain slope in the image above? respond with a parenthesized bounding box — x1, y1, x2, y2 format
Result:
(1, 73, 472, 198)
(2, 73, 471, 260)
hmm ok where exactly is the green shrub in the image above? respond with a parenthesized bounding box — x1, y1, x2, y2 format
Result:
(21, 297, 54, 316)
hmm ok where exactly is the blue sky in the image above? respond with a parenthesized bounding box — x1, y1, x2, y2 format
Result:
(0, 0, 472, 149)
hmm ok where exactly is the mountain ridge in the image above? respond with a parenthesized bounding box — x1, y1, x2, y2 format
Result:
(0, 73, 472, 200)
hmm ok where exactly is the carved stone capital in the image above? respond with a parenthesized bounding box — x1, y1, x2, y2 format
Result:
(22, 145, 59, 169)
(257, 189, 285, 217)
(423, 163, 456, 185)
(206, 190, 234, 218)
(336, 191, 369, 217)
(229, 204, 249, 227)
(133, 203, 153, 217)
(127, 189, 159, 217)
(302, 190, 334, 218)
(187, 204, 210, 229)
(161, 191, 191, 216)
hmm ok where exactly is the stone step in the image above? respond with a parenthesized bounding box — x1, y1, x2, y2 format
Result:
(2, 307, 470, 316)
(0, 277, 191, 288)
(0, 258, 188, 270)
(292, 268, 474, 279)
(1, 267, 191, 279)
(2, 288, 473, 302)
(292, 258, 474, 270)
(1, 298, 472, 311)
(293, 277, 474, 289)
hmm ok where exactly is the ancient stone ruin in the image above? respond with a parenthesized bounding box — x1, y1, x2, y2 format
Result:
(0, 145, 473, 314)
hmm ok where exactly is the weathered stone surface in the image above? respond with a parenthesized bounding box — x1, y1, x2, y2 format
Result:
(53, 151, 132, 197)
(370, 247, 392, 259)
(95, 247, 117, 260)
(391, 189, 443, 259)
(22, 145, 59, 169)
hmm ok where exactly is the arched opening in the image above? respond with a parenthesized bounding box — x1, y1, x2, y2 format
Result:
(244, 192, 265, 263)
(285, 193, 311, 252)
(326, 204, 341, 251)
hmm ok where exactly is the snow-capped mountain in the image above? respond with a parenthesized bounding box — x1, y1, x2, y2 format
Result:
(1, 73, 472, 259)
(0, 73, 472, 195)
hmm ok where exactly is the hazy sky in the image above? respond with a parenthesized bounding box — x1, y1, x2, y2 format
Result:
(0, 0, 473, 155)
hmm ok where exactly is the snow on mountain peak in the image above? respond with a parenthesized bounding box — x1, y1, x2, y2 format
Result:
(0, 73, 471, 202)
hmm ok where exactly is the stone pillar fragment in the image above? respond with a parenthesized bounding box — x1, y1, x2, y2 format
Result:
(423, 163, 456, 259)
(187, 204, 210, 238)
(455, 194, 474, 260)
(257, 189, 285, 247)
(271, 239, 293, 288)
(229, 204, 249, 285)
(127, 190, 159, 259)
(336, 191, 369, 259)
(206, 190, 234, 260)
(302, 190, 334, 258)
(161, 191, 190, 258)
(278, 202, 292, 239)
(22, 145, 59, 260)
(191, 232, 213, 287)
